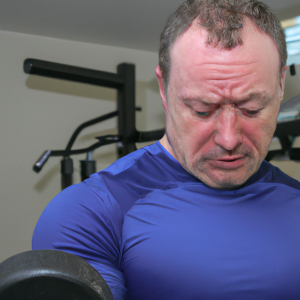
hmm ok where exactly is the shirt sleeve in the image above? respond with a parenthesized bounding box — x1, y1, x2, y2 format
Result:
(32, 182, 126, 300)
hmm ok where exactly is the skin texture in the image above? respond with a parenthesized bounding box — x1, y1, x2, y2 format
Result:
(156, 18, 287, 190)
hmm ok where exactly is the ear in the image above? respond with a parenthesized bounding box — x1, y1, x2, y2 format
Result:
(279, 66, 288, 104)
(155, 65, 169, 112)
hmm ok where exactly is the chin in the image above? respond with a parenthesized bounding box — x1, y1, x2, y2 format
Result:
(198, 177, 246, 190)
(193, 170, 254, 190)
(207, 179, 247, 190)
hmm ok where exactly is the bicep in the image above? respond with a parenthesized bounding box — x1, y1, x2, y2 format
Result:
(32, 182, 125, 300)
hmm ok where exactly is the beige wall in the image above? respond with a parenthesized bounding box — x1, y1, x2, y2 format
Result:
(0, 28, 300, 264)
(0, 30, 164, 262)
(275, 3, 300, 21)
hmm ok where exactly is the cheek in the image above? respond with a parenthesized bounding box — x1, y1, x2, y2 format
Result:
(180, 120, 216, 155)
(187, 125, 215, 154)
(169, 106, 214, 152)
(169, 103, 192, 136)
(240, 117, 276, 153)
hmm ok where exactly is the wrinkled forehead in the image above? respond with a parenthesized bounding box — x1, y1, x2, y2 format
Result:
(169, 18, 281, 80)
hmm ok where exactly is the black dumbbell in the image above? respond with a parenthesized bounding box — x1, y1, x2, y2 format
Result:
(0, 250, 113, 300)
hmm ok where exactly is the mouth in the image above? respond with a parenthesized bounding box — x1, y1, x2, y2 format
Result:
(212, 156, 246, 169)
(217, 155, 244, 162)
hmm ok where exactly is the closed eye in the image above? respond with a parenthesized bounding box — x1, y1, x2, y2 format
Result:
(242, 110, 260, 117)
(195, 111, 211, 117)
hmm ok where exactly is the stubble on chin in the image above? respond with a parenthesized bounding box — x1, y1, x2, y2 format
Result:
(183, 148, 258, 190)
(192, 162, 253, 190)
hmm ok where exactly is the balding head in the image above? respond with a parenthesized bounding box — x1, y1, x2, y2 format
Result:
(159, 0, 287, 87)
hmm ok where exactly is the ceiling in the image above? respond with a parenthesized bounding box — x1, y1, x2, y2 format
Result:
(0, 0, 299, 53)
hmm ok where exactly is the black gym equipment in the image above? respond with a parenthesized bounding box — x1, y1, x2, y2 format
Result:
(0, 250, 113, 300)
(266, 92, 300, 162)
(24, 59, 165, 190)
(290, 63, 296, 76)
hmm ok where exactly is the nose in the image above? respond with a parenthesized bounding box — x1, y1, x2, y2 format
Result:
(214, 107, 243, 151)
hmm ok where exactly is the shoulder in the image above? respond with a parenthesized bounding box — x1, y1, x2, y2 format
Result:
(84, 142, 194, 214)
(32, 142, 171, 250)
(97, 141, 167, 176)
(33, 182, 124, 246)
(255, 160, 300, 191)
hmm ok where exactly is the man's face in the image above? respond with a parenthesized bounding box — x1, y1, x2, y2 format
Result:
(156, 19, 286, 189)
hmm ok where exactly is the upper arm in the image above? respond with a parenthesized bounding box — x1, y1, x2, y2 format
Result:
(32, 182, 126, 300)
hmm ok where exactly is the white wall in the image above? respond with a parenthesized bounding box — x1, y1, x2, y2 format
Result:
(0, 30, 164, 262)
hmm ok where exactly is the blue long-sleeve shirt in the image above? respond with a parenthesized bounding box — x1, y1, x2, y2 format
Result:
(32, 142, 300, 299)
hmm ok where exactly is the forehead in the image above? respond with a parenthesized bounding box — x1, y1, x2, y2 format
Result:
(169, 19, 280, 100)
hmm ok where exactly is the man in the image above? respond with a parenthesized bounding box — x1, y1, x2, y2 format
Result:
(32, 0, 300, 299)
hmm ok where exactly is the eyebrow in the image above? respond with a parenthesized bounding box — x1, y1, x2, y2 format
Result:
(182, 92, 271, 106)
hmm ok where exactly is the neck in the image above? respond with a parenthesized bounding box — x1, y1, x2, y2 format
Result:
(160, 134, 177, 160)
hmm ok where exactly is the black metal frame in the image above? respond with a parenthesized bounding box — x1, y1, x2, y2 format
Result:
(24, 59, 164, 189)
(266, 119, 300, 161)
(265, 89, 300, 162)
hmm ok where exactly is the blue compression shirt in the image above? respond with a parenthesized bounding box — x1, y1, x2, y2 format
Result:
(32, 141, 300, 300)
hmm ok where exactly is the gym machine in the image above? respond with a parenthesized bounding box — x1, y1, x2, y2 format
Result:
(24, 59, 165, 190)
(266, 64, 300, 162)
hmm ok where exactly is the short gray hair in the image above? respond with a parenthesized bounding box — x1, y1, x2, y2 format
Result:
(159, 0, 287, 85)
